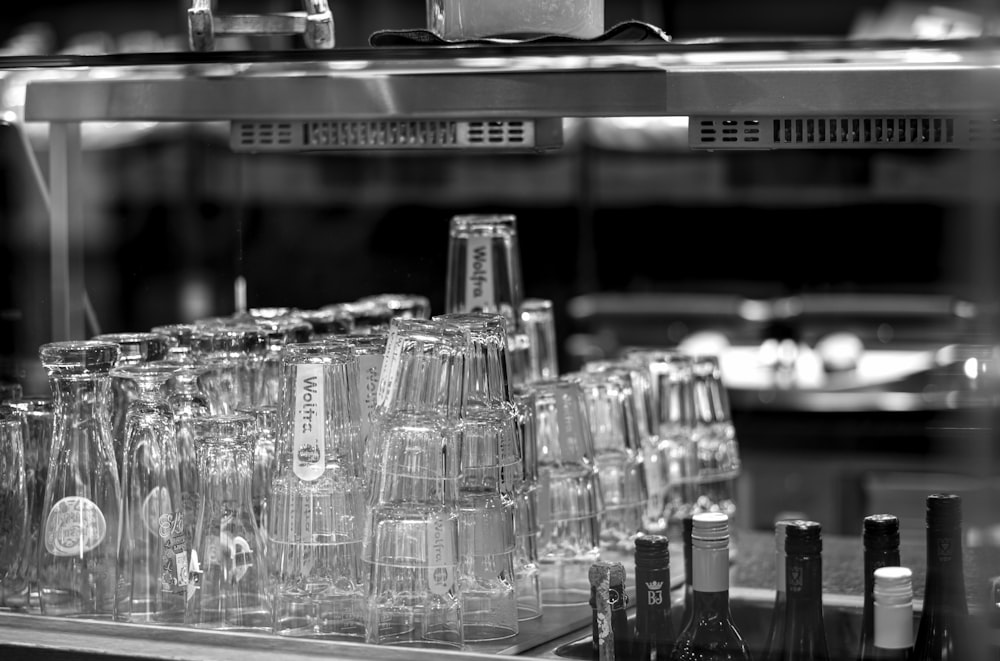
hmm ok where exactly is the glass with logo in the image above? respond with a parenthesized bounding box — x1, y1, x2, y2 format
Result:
(113, 362, 188, 624)
(445, 214, 523, 329)
(186, 414, 271, 630)
(38, 341, 122, 619)
(270, 342, 367, 639)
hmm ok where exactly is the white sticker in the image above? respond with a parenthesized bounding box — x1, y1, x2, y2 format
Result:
(376, 336, 403, 410)
(357, 354, 384, 444)
(464, 236, 495, 310)
(157, 509, 188, 588)
(44, 496, 107, 557)
(293, 364, 325, 481)
(426, 515, 456, 596)
(554, 388, 578, 452)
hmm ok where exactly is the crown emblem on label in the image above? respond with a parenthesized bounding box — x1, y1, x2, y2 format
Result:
(646, 581, 664, 591)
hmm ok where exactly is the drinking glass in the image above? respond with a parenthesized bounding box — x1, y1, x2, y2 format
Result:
(96, 332, 172, 472)
(298, 308, 355, 339)
(512, 389, 542, 620)
(186, 414, 271, 630)
(356, 293, 432, 320)
(167, 367, 209, 544)
(113, 363, 187, 624)
(191, 325, 267, 416)
(253, 317, 313, 407)
(0, 406, 28, 611)
(270, 342, 366, 639)
(445, 214, 523, 330)
(239, 405, 278, 536)
(565, 370, 646, 552)
(38, 341, 122, 619)
(0, 383, 22, 404)
(519, 299, 559, 384)
(324, 301, 396, 335)
(519, 380, 601, 607)
(5, 396, 53, 612)
(433, 311, 512, 411)
(690, 356, 740, 520)
(151, 324, 199, 363)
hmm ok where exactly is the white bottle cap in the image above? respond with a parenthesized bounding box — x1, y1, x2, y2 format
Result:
(874, 566, 914, 650)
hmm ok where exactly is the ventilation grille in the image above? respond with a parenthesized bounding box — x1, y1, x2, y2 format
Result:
(691, 116, 1000, 149)
(231, 119, 561, 152)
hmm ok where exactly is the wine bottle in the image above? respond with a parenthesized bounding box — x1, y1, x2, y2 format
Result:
(590, 561, 629, 661)
(872, 566, 915, 661)
(761, 520, 791, 661)
(858, 514, 901, 661)
(670, 512, 751, 661)
(634, 535, 676, 661)
(781, 520, 830, 661)
(912, 494, 968, 661)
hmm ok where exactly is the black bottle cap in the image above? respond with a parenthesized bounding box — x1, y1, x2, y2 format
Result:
(927, 493, 962, 528)
(635, 534, 670, 566)
(863, 514, 900, 550)
(785, 520, 823, 555)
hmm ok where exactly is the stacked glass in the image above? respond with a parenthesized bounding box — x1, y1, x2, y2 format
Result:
(583, 359, 667, 535)
(4, 395, 53, 612)
(363, 318, 466, 648)
(624, 350, 699, 543)
(268, 342, 367, 639)
(511, 388, 542, 620)
(190, 324, 267, 416)
(167, 367, 209, 545)
(564, 370, 646, 553)
(434, 311, 522, 640)
(0, 405, 28, 611)
(689, 356, 741, 529)
(519, 299, 559, 385)
(519, 380, 602, 607)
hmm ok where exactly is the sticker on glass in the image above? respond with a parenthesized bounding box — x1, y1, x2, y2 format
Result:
(426, 515, 456, 596)
(44, 496, 107, 557)
(293, 363, 325, 481)
(465, 235, 495, 311)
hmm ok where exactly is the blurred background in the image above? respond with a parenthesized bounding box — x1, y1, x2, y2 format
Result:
(0, 0, 998, 536)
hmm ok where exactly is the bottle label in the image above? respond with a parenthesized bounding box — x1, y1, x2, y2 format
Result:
(465, 236, 495, 310)
(874, 604, 913, 649)
(292, 364, 325, 481)
(357, 354, 383, 445)
(643, 579, 666, 606)
(44, 496, 107, 557)
(157, 509, 189, 588)
(693, 547, 729, 592)
(427, 514, 456, 596)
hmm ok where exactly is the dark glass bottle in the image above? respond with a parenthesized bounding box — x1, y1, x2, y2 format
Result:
(872, 566, 915, 661)
(590, 561, 629, 661)
(634, 535, 676, 661)
(781, 520, 830, 661)
(858, 514, 902, 661)
(670, 513, 750, 661)
(678, 514, 694, 633)
(912, 494, 968, 661)
(761, 520, 791, 661)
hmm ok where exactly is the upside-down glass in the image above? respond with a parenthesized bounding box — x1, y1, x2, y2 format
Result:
(167, 367, 209, 544)
(512, 389, 542, 620)
(191, 325, 267, 416)
(519, 299, 559, 384)
(96, 332, 172, 473)
(254, 317, 313, 407)
(38, 341, 122, 619)
(521, 380, 602, 607)
(433, 311, 513, 410)
(239, 405, 278, 537)
(113, 363, 187, 624)
(6, 395, 53, 612)
(270, 343, 367, 639)
(151, 324, 199, 363)
(298, 308, 355, 339)
(186, 414, 271, 630)
(566, 370, 646, 553)
(0, 406, 28, 611)
(690, 355, 740, 527)
(445, 214, 523, 331)
(357, 293, 433, 321)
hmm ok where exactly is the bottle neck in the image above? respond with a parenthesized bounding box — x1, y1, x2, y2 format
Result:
(923, 525, 968, 614)
(635, 564, 671, 616)
(785, 552, 823, 609)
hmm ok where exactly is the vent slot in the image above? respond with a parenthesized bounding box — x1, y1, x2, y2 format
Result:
(691, 116, 995, 149)
(232, 119, 558, 151)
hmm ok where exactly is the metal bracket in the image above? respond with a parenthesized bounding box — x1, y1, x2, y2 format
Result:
(188, 0, 334, 52)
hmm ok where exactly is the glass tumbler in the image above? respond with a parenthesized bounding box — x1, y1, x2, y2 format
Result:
(270, 343, 366, 639)
(6, 395, 54, 612)
(186, 414, 271, 630)
(298, 308, 355, 339)
(519, 299, 559, 384)
(239, 405, 278, 537)
(113, 363, 187, 624)
(0, 406, 28, 611)
(38, 341, 122, 619)
(566, 370, 646, 553)
(167, 367, 210, 544)
(254, 317, 313, 407)
(191, 325, 268, 416)
(445, 214, 523, 330)
(356, 293, 432, 321)
(520, 380, 602, 607)
(151, 324, 199, 364)
(512, 389, 542, 621)
(96, 332, 172, 473)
